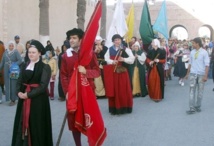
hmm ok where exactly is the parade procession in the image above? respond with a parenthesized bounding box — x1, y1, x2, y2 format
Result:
(1, 0, 214, 145)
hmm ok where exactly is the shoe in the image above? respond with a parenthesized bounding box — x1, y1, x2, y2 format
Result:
(0, 100, 2, 104)
(195, 107, 201, 112)
(50, 97, 54, 100)
(169, 75, 172, 80)
(58, 97, 65, 101)
(179, 79, 182, 84)
(186, 109, 196, 114)
(181, 82, 184, 86)
(9, 101, 16, 106)
(134, 93, 141, 97)
(213, 88, 214, 91)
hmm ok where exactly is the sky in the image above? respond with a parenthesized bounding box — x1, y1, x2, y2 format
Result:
(107, 0, 214, 25)
(106, 0, 214, 39)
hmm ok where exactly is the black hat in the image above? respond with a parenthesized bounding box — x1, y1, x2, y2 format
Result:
(66, 28, 84, 40)
(14, 35, 20, 39)
(63, 40, 70, 49)
(112, 34, 122, 42)
(30, 40, 46, 55)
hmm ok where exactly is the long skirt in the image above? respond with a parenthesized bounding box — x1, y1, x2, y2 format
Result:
(148, 65, 163, 101)
(103, 65, 133, 114)
(173, 57, 187, 78)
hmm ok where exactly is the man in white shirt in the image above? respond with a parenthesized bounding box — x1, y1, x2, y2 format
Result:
(185, 37, 210, 114)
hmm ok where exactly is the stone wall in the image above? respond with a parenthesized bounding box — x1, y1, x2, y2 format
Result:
(107, 1, 214, 40)
(0, 0, 95, 48)
(1, 0, 214, 48)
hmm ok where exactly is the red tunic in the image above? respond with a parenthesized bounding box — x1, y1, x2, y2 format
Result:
(103, 56, 133, 114)
(60, 50, 100, 131)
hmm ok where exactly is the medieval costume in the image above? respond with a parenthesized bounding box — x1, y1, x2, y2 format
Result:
(104, 34, 135, 115)
(129, 42, 148, 97)
(146, 39, 166, 102)
(12, 40, 53, 146)
(0, 41, 22, 105)
(61, 7, 107, 142)
(61, 47, 100, 127)
(94, 36, 108, 98)
(62, 13, 107, 144)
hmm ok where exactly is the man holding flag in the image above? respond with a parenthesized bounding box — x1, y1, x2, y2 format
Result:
(60, 1, 106, 146)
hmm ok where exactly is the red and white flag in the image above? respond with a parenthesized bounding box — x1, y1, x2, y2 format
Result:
(66, 1, 107, 146)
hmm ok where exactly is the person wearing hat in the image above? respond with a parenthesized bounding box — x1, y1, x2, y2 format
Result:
(129, 41, 148, 97)
(12, 40, 53, 146)
(94, 35, 108, 98)
(104, 34, 135, 115)
(0, 41, 23, 105)
(60, 28, 101, 146)
(185, 37, 210, 114)
(14, 35, 25, 61)
(146, 39, 166, 102)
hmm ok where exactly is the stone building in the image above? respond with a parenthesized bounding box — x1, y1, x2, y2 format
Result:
(0, 0, 96, 48)
(120, 0, 214, 40)
(1, 0, 214, 48)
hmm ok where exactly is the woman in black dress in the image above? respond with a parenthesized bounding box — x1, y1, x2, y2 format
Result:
(12, 40, 53, 146)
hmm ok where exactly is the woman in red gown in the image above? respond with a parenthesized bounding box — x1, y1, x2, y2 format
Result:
(146, 39, 166, 102)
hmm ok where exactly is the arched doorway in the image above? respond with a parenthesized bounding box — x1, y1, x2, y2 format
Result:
(198, 25, 213, 40)
(169, 25, 188, 40)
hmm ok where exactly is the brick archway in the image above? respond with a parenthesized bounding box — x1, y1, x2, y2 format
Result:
(169, 25, 188, 39)
(201, 24, 214, 40)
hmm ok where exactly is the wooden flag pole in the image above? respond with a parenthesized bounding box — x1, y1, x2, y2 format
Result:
(56, 111, 68, 146)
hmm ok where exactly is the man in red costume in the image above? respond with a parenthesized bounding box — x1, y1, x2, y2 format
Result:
(104, 34, 135, 115)
(60, 28, 100, 146)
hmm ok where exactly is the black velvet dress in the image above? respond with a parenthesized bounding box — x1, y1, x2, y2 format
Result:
(12, 59, 53, 146)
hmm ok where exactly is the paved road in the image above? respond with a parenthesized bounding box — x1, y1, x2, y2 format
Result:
(1, 76, 214, 146)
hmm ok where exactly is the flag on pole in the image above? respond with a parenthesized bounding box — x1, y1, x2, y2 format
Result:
(67, 1, 107, 146)
(153, 0, 169, 39)
(106, 0, 128, 47)
(126, 3, 135, 43)
(139, 0, 154, 45)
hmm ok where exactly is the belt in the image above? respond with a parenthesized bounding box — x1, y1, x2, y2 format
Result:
(190, 73, 204, 77)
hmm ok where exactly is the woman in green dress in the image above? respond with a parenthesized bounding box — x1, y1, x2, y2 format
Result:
(129, 41, 148, 97)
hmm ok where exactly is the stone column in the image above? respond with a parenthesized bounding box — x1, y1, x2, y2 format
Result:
(39, 0, 50, 46)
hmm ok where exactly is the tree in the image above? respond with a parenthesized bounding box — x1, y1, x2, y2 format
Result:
(100, 0, 106, 39)
(39, 0, 49, 45)
(77, 0, 86, 30)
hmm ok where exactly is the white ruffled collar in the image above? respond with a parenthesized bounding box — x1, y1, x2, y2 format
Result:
(26, 58, 40, 71)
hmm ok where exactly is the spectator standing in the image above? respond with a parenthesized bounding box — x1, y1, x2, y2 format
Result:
(185, 37, 210, 114)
